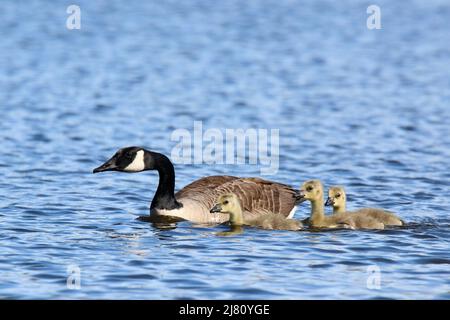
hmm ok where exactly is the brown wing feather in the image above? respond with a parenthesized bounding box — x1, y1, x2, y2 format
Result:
(176, 176, 300, 218)
(223, 178, 300, 217)
(175, 175, 238, 199)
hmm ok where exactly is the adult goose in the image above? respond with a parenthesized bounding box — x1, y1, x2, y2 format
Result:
(93, 147, 302, 223)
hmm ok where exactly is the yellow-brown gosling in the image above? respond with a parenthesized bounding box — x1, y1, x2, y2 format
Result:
(325, 186, 404, 227)
(210, 194, 303, 231)
(299, 180, 385, 230)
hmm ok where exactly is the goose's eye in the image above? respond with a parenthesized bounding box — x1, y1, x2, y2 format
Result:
(223, 200, 229, 205)
(125, 152, 133, 159)
(306, 186, 313, 192)
(336, 194, 341, 198)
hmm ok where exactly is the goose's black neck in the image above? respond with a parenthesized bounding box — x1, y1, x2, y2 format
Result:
(149, 152, 182, 210)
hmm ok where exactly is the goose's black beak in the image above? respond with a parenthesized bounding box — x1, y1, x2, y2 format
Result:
(325, 197, 334, 206)
(210, 204, 222, 213)
(93, 157, 118, 173)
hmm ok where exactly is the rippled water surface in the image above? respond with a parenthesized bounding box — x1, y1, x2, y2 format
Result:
(1, 0, 449, 299)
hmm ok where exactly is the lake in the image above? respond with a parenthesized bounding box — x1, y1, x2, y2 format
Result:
(0, 0, 449, 299)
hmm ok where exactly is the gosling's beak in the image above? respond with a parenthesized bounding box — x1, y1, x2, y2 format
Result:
(210, 203, 222, 213)
(325, 197, 334, 206)
(93, 156, 118, 173)
(297, 190, 306, 203)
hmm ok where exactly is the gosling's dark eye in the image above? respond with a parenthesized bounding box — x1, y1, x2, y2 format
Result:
(336, 194, 341, 198)
(306, 186, 313, 192)
(223, 200, 229, 205)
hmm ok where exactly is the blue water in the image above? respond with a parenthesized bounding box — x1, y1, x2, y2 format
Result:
(1, 0, 449, 299)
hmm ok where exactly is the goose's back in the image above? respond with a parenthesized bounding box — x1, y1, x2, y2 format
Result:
(346, 213, 385, 229)
(351, 208, 403, 226)
(320, 213, 356, 229)
(175, 175, 239, 199)
(246, 214, 302, 231)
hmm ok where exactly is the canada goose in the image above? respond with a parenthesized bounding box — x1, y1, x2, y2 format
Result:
(298, 180, 385, 230)
(210, 194, 303, 231)
(93, 147, 302, 223)
(325, 186, 404, 226)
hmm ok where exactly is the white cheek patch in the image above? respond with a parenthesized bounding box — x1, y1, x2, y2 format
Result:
(124, 150, 145, 172)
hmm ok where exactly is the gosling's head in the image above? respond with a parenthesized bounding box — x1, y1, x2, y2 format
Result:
(298, 180, 324, 202)
(210, 193, 241, 215)
(93, 147, 151, 173)
(325, 186, 346, 209)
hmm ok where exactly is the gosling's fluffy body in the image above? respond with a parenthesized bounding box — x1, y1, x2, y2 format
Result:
(247, 214, 303, 231)
(327, 186, 403, 227)
(211, 194, 303, 231)
(299, 180, 386, 230)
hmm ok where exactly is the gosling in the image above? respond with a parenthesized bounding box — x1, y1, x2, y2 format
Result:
(326, 186, 403, 227)
(299, 180, 385, 230)
(210, 194, 303, 231)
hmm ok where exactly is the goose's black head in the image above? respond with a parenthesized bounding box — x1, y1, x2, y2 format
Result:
(93, 147, 154, 173)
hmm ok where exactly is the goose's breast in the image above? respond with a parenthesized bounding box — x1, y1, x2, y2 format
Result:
(151, 199, 229, 224)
